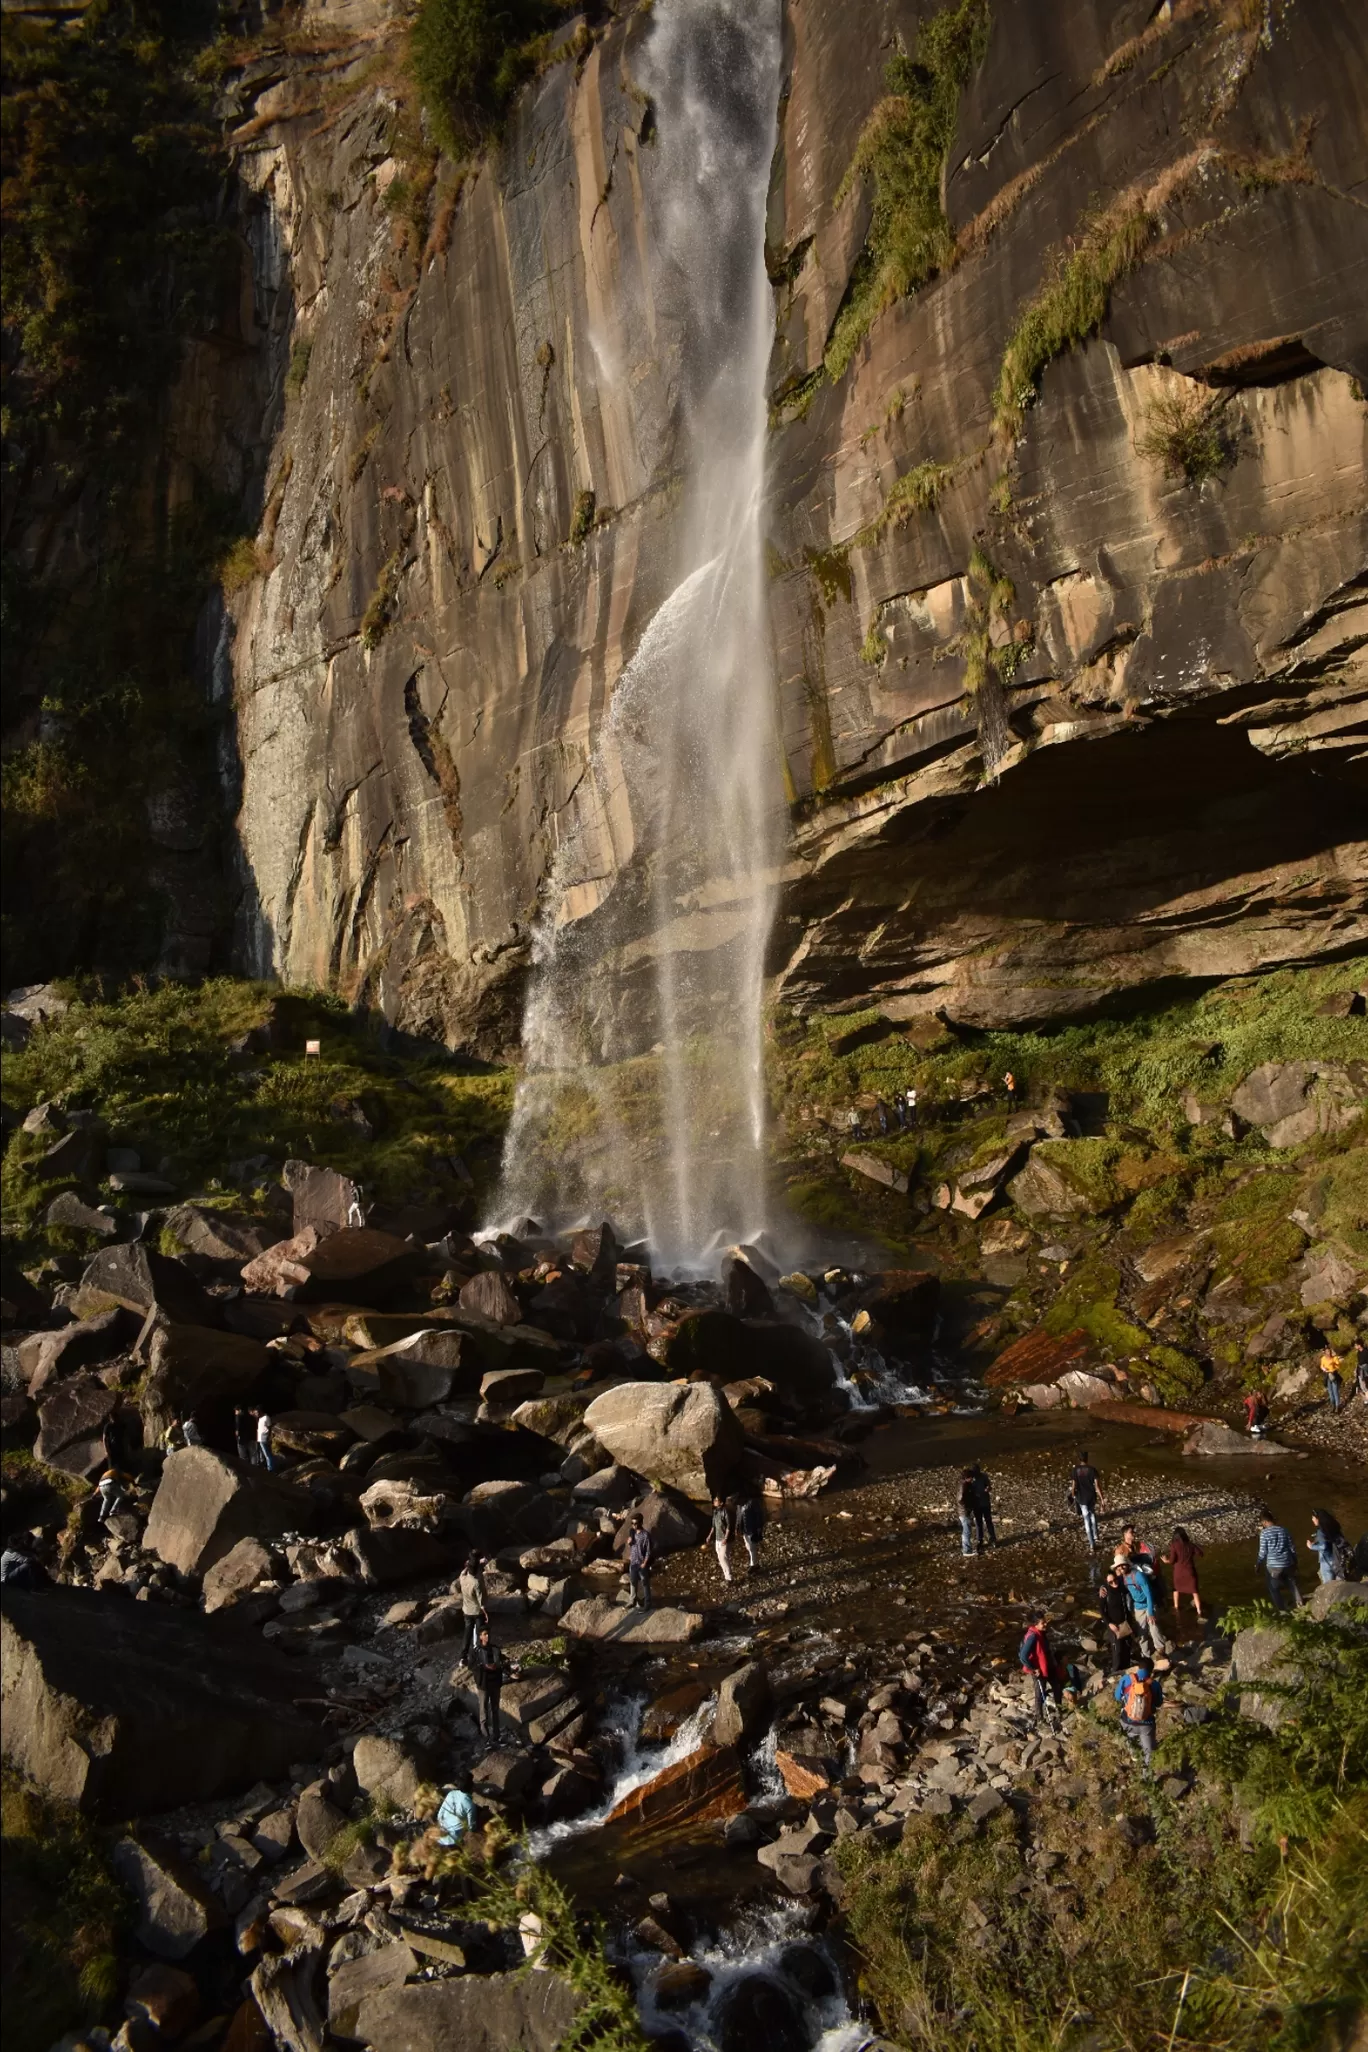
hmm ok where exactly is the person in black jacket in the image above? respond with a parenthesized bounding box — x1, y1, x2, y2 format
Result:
(471, 1626, 507, 1741)
(1099, 1565, 1135, 1674)
(969, 1464, 997, 1551)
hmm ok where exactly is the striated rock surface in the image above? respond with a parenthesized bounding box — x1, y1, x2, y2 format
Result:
(199, 0, 1366, 1047)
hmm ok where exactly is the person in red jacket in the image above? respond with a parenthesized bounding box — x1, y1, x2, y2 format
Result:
(1020, 1609, 1063, 1722)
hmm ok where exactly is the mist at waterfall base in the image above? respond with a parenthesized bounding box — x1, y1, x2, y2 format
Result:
(495, 0, 785, 1275)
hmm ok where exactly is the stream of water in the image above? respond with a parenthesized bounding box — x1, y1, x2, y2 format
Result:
(496, 0, 785, 1271)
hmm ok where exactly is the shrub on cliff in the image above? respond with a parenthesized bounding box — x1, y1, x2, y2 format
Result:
(411, 0, 563, 157)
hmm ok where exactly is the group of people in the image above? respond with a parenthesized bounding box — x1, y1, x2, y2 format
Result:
(233, 1407, 277, 1471)
(1255, 1506, 1351, 1610)
(843, 1072, 1023, 1142)
(1017, 1604, 1166, 1773)
(455, 1552, 512, 1740)
(706, 1494, 766, 1586)
(957, 1464, 996, 1555)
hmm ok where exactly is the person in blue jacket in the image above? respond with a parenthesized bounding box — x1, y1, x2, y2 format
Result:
(436, 1776, 475, 1847)
(1256, 1510, 1302, 1610)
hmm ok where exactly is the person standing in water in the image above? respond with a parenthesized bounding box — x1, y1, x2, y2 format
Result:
(1069, 1451, 1103, 1550)
(1162, 1527, 1204, 1622)
(1306, 1509, 1349, 1583)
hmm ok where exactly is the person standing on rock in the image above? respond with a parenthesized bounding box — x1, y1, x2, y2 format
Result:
(707, 1495, 735, 1584)
(1003, 1070, 1018, 1108)
(738, 1492, 766, 1571)
(957, 1468, 978, 1557)
(626, 1516, 653, 1607)
(458, 1552, 487, 1664)
(1257, 1509, 1302, 1611)
(847, 1106, 863, 1142)
(1318, 1345, 1344, 1417)
(1114, 1658, 1163, 1776)
(182, 1413, 205, 1448)
(1120, 1549, 1167, 1660)
(1307, 1509, 1349, 1584)
(1069, 1452, 1103, 1550)
(255, 1409, 275, 1471)
(1020, 1610, 1064, 1723)
(95, 1469, 130, 1527)
(471, 1625, 506, 1742)
(1162, 1527, 1204, 1622)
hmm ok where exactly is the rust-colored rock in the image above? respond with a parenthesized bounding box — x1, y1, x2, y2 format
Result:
(604, 1744, 746, 1836)
(774, 1750, 833, 1801)
(986, 1327, 1093, 1388)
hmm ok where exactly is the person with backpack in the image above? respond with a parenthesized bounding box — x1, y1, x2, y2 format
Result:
(1256, 1509, 1302, 1611)
(1019, 1610, 1063, 1723)
(737, 1492, 766, 1570)
(626, 1514, 653, 1607)
(1068, 1452, 1103, 1550)
(1306, 1509, 1349, 1584)
(1114, 1659, 1164, 1775)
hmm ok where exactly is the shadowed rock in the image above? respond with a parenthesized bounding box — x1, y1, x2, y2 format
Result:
(145, 1447, 318, 1575)
(584, 1379, 744, 1498)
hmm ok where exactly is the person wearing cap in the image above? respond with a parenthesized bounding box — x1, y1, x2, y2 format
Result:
(436, 1776, 475, 1846)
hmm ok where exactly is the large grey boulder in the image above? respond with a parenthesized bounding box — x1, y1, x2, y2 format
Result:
(71, 1242, 218, 1326)
(1007, 1147, 1100, 1220)
(329, 1941, 416, 2041)
(141, 1322, 270, 1438)
(145, 1447, 317, 1576)
(19, 1308, 135, 1394)
(34, 1374, 116, 1477)
(713, 1660, 773, 1748)
(1183, 1420, 1294, 1458)
(161, 1205, 282, 1271)
(283, 1158, 367, 1236)
(355, 1970, 582, 2052)
(112, 1837, 226, 1959)
(351, 1734, 436, 1809)
(560, 1597, 704, 1645)
(1230, 1061, 1365, 1149)
(458, 1269, 523, 1326)
(609, 1486, 708, 1556)
(344, 1329, 468, 1407)
(1, 1588, 327, 1815)
(583, 1380, 743, 1498)
(1231, 1581, 1367, 1727)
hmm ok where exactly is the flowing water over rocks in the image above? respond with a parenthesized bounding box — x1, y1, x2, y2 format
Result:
(497, 0, 786, 1269)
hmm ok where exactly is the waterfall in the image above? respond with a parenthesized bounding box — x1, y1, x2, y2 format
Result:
(495, 0, 785, 1273)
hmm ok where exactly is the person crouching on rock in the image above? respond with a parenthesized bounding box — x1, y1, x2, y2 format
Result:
(471, 1625, 507, 1742)
(458, 1552, 487, 1665)
(436, 1774, 475, 1847)
(95, 1468, 131, 1527)
(1114, 1658, 1163, 1776)
(706, 1495, 735, 1584)
(626, 1515, 653, 1607)
(1242, 1388, 1269, 1437)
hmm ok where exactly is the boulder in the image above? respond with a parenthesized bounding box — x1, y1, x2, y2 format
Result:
(774, 1750, 833, 1800)
(1296, 1241, 1364, 1311)
(985, 1326, 1092, 1388)
(857, 1270, 940, 1342)
(112, 1837, 226, 1959)
(570, 1463, 641, 1510)
(1056, 1369, 1118, 1408)
(1, 1588, 327, 1814)
(45, 1192, 118, 1238)
(458, 1270, 523, 1326)
(583, 1380, 743, 1498)
(145, 1448, 317, 1576)
(713, 1660, 772, 1748)
(354, 1973, 582, 2052)
(480, 1366, 545, 1407)
(471, 1749, 537, 1801)
(510, 1392, 593, 1446)
(560, 1597, 704, 1644)
(202, 1536, 275, 1614)
(328, 1942, 417, 2041)
(283, 1159, 367, 1236)
(272, 1410, 355, 1459)
(125, 1963, 202, 2038)
(295, 1781, 349, 1861)
(1007, 1150, 1099, 1220)
(722, 1256, 775, 1319)
(345, 1330, 469, 1408)
(569, 1222, 620, 1281)
(344, 1525, 454, 1586)
(1230, 1061, 1365, 1150)
(715, 1974, 809, 2051)
(841, 1150, 909, 1194)
(609, 1487, 708, 1557)
(73, 1243, 218, 1327)
(34, 1374, 116, 1477)
(360, 1478, 447, 1530)
(141, 1322, 270, 1437)
(162, 1205, 281, 1271)
(604, 1744, 746, 1834)
(20, 1308, 135, 1393)
(291, 1228, 420, 1306)
(755, 1844, 825, 1897)
(40, 1125, 105, 1182)
(461, 1477, 561, 1548)
(1183, 1421, 1295, 1457)
(251, 1944, 328, 2052)
(351, 1734, 435, 1809)
(1226, 1594, 1368, 1726)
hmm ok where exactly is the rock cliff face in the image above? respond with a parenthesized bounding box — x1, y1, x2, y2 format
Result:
(221, 0, 1366, 1047)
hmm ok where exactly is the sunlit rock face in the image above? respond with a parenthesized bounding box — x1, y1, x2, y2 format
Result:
(225, 0, 1365, 1054)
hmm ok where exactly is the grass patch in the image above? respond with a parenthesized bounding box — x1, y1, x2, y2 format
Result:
(839, 1597, 1368, 2051)
(361, 549, 404, 649)
(993, 202, 1154, 439)
(1136, 384, 1233, 483)
(568, 488, 595, 545)
(1040, 1249, 1203, 1401)
(219, 534, 266, 594)
(853, 458, 955, 548)
(1, 1767, 130, 2052)
(824, 0, 991, 384)
(0, 978, 514, 1268)
(285, 336, 313, 398)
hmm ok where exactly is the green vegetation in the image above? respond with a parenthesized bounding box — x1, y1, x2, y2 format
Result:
(993, 202, 1153, 439)
(361, 549, 404, 648)
(824, 0, 991, 383)
(285, 336, 313, 398)
(1136, 384, 1234, 483)
(410, 0, 565, 158)
(568, 487, 596, 545)
(1, 979, 513, 1268)
(2, 1768, 130, 2052)
(838, 1604, 1368, 2051)
(853, 457, 955, 548)
(1041, 1249, 1203, 1402)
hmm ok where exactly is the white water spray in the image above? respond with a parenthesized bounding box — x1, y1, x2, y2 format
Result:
(496, 0, 785, 1270)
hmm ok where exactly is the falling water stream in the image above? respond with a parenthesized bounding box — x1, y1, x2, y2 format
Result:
(497, 0, 785, 1271)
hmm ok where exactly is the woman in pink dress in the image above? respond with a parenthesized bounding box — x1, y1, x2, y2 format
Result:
(1162, 1526, 1204, 1620)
